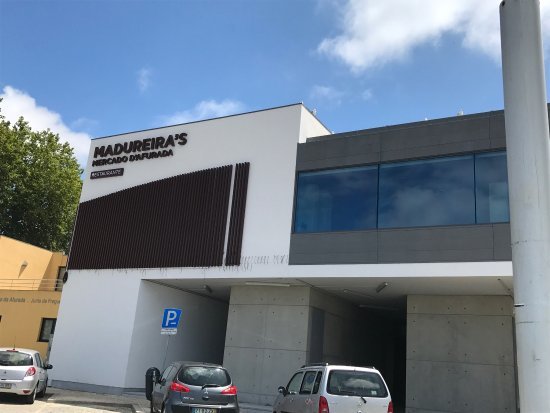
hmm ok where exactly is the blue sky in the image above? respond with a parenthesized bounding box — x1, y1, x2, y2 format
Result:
(2, 0, 550, 166)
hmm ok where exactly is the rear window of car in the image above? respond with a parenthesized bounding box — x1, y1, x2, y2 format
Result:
(327, 370, 388, 398)
(0, 351, 33, 366)
(177, 366, 230, 387)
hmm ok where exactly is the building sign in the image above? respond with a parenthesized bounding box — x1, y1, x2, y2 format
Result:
(90, 168, 124, 179)
(91, 132, 188, 167)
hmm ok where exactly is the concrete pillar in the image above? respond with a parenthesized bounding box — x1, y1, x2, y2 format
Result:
(406, 296, 516, 413)
(223, 286, 311, 406)
(500, 1, 550, 411)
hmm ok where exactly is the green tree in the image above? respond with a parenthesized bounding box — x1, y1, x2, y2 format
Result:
(0, 102, 82, 252)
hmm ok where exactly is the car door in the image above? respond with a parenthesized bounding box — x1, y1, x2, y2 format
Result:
(34, 354, 46, 391)
(152, 365, 174, 411)
(276, 371, 304, 413)
(298, 370, 320, 413)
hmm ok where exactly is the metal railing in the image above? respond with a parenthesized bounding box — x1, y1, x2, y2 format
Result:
(0, 278, 64, 291)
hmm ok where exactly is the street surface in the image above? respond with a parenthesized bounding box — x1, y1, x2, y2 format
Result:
(0, 388, 147, 413)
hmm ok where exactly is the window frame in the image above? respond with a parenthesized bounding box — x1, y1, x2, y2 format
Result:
(38, 318, 57, 343)
(292, 150, 510, 234)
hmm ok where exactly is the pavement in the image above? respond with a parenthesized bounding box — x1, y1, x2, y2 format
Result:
(0, 387, 272, 413)
(0, 387, 149, 413)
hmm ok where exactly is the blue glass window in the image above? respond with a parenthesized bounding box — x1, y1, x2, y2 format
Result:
(475, 152, 509, 223)
(378, 155, 476, 228)
(294, 166, 378, 232)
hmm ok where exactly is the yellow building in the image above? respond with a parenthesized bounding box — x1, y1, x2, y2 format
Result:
(0, 235, 66, 359)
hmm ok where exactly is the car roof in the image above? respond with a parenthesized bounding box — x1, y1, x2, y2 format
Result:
(300, 364, 380, 373)
(0, 348, 40, 355)
(171, 361, 225, 369)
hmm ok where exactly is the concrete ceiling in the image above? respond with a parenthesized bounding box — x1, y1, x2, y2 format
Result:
(147, 274, 514, 312)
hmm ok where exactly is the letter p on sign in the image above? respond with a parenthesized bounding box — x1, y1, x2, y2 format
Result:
(162, 308, 182, 329)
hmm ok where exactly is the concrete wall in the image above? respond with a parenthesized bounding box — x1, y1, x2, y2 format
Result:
(223, 286, 311, 406)
(223, 286, 360, 406)
(124, 281, 228, 390)
(406, 295, 516, 413)
(309, 289, 357, 364)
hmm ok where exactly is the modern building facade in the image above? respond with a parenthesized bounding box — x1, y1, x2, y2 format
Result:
(49, 104, 517, 413)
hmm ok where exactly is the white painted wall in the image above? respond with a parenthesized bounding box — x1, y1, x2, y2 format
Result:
(124, 281, 228, 389)
(80, 104, 329, 261)
(49, 270, 142, 387)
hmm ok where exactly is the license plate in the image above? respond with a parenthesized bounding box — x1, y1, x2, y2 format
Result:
(192, 408, 217, 413)
(0, 383, 12, 389)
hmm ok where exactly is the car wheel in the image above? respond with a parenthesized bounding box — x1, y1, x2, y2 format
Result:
(23, 388, 36, 404)
(36, 381, 46, 398)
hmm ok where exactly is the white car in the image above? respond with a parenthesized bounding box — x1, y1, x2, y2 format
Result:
(274, 364, 393, 413)
(0, 348, 52, 404)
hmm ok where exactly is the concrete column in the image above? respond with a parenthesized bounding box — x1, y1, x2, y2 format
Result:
(406, 296, 516, 413)
(500, 1, 550, 411)
(223, 286, 312, 406)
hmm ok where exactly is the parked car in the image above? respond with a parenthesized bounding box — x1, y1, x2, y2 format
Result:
(274, 363, 393, 413)
(0, 348, 53, 404)
(146, 362, 239, 413)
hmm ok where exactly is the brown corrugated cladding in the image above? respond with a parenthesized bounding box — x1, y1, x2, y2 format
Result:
(68, 166, 233, 269)
(225, 162, 250, 266)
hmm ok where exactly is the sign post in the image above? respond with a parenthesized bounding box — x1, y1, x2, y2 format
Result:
(161, 308, 182, 369)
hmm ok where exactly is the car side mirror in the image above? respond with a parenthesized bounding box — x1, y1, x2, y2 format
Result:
(278, 386, 288, 396)
(45, 364, 53, 370)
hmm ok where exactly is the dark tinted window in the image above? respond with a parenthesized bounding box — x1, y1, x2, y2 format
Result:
(294, 166, 378, 232)
(161, 366, 174, 383)
(38, 318, 56, 342)
(0, 351, 33, 366)
(475, 152, 509, 223)
(378, 155, 475, 228)
(327, 370, 388, 398)
(299, 371, 318, 394)
(177, 366, 230, 386)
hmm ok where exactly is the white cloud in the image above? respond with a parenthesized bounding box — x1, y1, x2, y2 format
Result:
(310, 85, 345, 104)
(318, 0, 550, 72)
(160, 99, 246, 125)
(137, 68, 152, 93)
(362, 88, 373, 101)
(1, 86, 91, 166)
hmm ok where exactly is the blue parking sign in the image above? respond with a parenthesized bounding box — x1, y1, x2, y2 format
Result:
(162, 308, 182, 329)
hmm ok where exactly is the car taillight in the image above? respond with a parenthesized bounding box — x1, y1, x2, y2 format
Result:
(221, 385, 238, 395)
(25, 367, 36, 377)
(387, 400, 394, 413)
(170, 382, 190, 392)
(319, 396, 329, 413)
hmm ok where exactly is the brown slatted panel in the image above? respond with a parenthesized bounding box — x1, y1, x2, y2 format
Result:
(68, 166, 233, 270)
(225, 162, 250, 266)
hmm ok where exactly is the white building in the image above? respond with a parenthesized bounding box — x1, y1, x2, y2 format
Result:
(50, 104, 517, 413)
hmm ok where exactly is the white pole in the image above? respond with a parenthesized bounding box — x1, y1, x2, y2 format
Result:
(500, 1, 550, 411)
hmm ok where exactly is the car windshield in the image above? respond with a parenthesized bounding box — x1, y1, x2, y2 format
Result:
(0, 351, 33, 366)
(327, 370, 388, 398)
(178, 366, 230, 387)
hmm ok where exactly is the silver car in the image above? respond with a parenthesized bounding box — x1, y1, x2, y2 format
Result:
(0, 348, 52, 404)
(274, 364, 393, 413)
